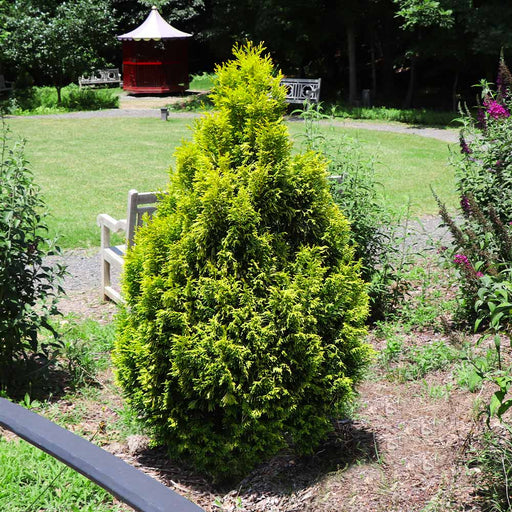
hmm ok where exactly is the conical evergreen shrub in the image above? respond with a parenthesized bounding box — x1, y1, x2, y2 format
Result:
(113, 43, 371, 480)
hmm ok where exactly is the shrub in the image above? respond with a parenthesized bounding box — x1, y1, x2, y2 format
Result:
(330, 105, 458, 126)
(60, 84, 119, 111)
(295, 103, 410, 320)
(6, 84, 119, 115)
(435, 57, 512, 326)
(113, 43, 371, 480)
(0, 123, 65, 387)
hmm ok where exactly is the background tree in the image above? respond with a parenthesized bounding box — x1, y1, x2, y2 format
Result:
(1, 0, 116, 102)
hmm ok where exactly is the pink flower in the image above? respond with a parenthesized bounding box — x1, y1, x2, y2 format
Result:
(484, 99, 510, 119)
(454, 254, 470, 266)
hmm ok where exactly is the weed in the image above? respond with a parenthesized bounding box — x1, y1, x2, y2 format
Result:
(420, 380, 453, 401)
(455, 347, 496, 392)
(387, 340, 459, 382)
(379, 334, 404, 367)
(58, 318, 116, 388)
(395, 255, 457, 332)
(113, 404, 147, 440)
(468, 429, 512, 512)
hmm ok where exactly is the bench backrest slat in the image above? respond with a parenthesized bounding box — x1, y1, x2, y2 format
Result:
(126, 189, 162, 246)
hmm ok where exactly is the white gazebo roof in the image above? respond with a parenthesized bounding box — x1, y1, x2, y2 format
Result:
(118, 6, 191, 41)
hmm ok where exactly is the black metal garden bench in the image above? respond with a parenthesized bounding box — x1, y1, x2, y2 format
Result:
(0, 398, 203, 512)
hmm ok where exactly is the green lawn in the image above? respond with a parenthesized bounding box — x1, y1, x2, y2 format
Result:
(9, 116, 192, 248)
(8, 116, 456, 249)
(0, 437, 123, 511)
(342, 128, 457, 215)
(288, 122, 458, 217)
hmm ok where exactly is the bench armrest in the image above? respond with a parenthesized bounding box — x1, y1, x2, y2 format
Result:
(97, 213, 127, 233)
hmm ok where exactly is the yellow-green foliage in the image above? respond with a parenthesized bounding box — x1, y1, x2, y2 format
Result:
(114, 43, 371, 480)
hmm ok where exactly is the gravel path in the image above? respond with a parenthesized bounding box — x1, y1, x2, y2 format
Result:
(52, 215, 451, 320)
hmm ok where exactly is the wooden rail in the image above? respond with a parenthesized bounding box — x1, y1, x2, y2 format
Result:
(0, 398, 203, 512)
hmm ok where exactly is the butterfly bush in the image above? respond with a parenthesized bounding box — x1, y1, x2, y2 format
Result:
(435, 58, 512, 326)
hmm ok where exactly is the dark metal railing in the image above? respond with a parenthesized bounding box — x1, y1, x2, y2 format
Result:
(0, 398, 203, 512)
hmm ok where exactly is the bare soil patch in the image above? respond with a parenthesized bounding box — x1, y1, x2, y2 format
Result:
(118, 93, 188, 111)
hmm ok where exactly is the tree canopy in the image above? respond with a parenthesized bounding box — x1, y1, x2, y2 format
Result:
(2, 0, 512, 108)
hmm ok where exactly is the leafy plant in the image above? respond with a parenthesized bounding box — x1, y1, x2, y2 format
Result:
(294, 102, 411, 320)
(114, 43, 372, 480)
(434, 58, 512, 326)
(0, 123, 65, 388)
(468, 429, 512, 512)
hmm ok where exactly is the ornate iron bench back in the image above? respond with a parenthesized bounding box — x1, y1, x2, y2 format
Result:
(79, 68, 122, 88)
(281, 78, 321, 104)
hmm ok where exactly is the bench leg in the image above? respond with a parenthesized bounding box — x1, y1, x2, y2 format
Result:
(101, 254, 111, 302)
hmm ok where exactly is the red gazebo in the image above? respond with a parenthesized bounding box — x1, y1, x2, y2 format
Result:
(118, 6, 192, 94)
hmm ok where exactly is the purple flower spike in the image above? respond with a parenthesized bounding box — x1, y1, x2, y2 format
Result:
(459, 134, 472, 155)
(477, 108, 487, 130)
(454, 254, 470, 266)
(460, 195, 471, 215)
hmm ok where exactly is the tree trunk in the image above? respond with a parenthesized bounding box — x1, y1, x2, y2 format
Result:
(56, 86, 62, 105)
(347, 23, 357, 105)
(370, 42, 377, 99)
(452, 72, 459, 112)
(403, 56, 416, 109)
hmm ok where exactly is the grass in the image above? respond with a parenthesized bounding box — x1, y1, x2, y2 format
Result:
(0, 437, 125, 512)
(0, 317, 132, 511)
(8, 116, 456, 249)
(189, 72, 216, 91)
(8, 117, 191, 248)
(288, 122, 458, 216)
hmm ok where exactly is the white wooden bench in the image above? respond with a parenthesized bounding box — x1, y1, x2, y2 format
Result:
(97, 189, 161, 303)
(281, 78, 321, 104)
(99, 175, 338, 303)
(79, 68, 122, 88)
(0, 75, 13, 93)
